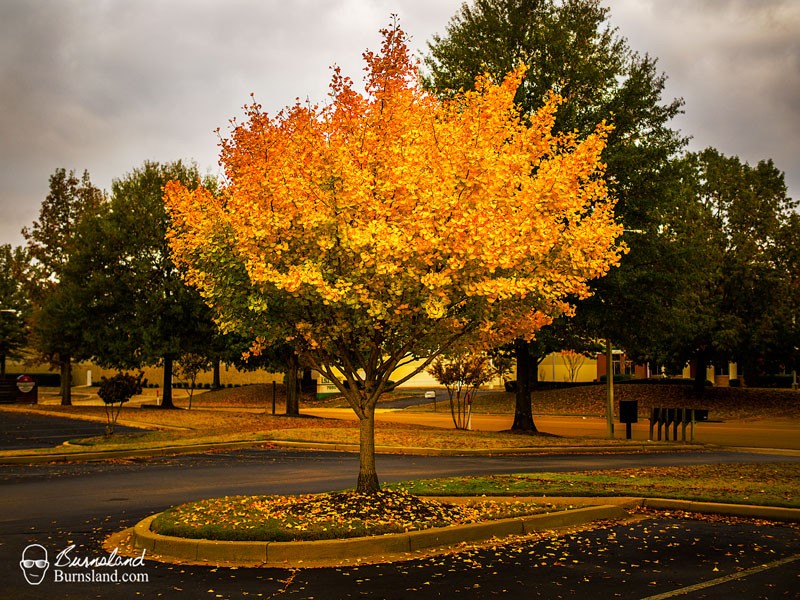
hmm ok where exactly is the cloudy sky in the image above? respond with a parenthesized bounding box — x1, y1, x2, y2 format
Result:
(1, 0, 798, 247)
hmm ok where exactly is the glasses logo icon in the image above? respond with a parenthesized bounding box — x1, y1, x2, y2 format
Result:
(20, 544, 49, 585)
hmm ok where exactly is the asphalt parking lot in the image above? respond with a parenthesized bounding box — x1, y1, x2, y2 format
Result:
(2, 409, 797, 598)
(0, 411, 143, 450)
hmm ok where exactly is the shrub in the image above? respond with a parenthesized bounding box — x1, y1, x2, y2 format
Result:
(755, 374, 794, 388)
(98, 372, 144, 435)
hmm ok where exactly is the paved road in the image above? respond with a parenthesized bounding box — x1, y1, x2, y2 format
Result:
(3, 448, 798, 521)
(1, 448, 798, 599)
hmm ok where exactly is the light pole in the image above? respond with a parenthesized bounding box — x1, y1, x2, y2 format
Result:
(794, 316, 798, 391)
(605, 339, 615, 438)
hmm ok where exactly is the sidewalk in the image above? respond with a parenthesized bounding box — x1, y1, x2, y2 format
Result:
(305, 407, 800, 452)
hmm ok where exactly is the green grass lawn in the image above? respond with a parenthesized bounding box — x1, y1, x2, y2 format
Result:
(0, 403, 666, 459)
(391, 462, 800, 508)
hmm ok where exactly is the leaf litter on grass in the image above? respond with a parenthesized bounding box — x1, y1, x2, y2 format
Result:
(151, 490, 560, 542)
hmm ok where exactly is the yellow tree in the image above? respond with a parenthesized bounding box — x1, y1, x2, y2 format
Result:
(165, 22, 624, 493)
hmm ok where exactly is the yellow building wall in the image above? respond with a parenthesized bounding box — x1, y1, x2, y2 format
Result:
(317, 352, 597, 393)
(72, 363, 284, 388)
(680, 362, 738, 386)
(537, 353, 598, 383)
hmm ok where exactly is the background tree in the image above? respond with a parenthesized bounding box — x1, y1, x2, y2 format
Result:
(228, 334, 303, 416)
(487, 348, 513, 388)
(491, 314, 599, 431)
(73, 161, 217, 408)
(166, 23, 624, 493)
(666, 149, 796, 389)
(175, 353, 211, 409)
(561, 350, 588, 382)
(22, 168, 105, 404)
(425, 0, 686, 429)
(0, 245, 30, 377)
(771, 212, 800, 382)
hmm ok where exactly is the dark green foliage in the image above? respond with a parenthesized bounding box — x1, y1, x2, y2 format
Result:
(665, 149, 797, 387)
(70, 161, 218, 408)
(754, 375, 795, 389)
(598, 374, 635, 383)
(0, 245, 30, 377)
(98, 371, 144, 405)
(22, 168, 106, 405)
(22, 169, 105, 285)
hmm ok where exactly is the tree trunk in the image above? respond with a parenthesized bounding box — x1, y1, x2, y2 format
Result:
(285, 353, 300, 416)
(511, 338, 538, 432)
(212, 358, 221, 389)
(161, 355, 175, 408)
(1, 353, 6, 378)
(738, 356, 758, 388)
(60, 355, 72, 406)
(356, 403, 380, 493)
(693, 350, 708, 395)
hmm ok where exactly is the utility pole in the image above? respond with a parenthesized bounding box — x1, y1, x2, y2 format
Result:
(606, 339, 615, 438)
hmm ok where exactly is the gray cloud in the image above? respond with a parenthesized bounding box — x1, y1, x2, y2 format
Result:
(1, 0, 798, 246)
(611, 0, 800, 195)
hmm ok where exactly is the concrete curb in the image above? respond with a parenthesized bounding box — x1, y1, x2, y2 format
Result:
(642, 498, 800, 522)
(131, 497, 800, 566)
(0, 439, 273, 464)
(0, 437, 703, 465)
(3, 437, 798, 464)
(266, 440, 689, 456)
(132, 504, 629, 565)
